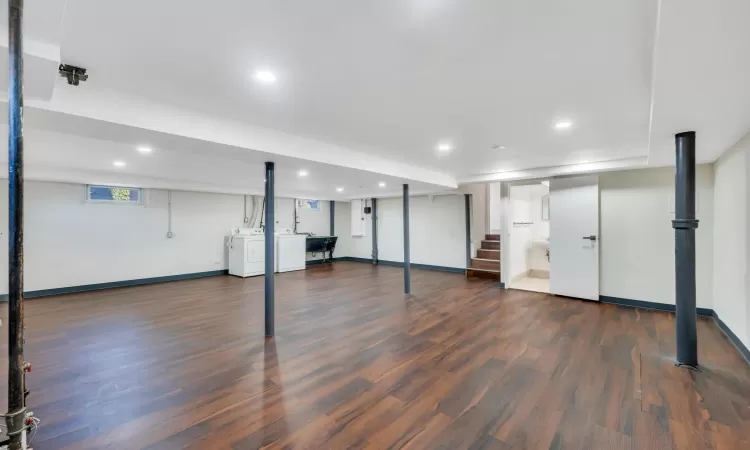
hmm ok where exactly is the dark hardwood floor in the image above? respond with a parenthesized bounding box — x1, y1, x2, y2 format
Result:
(1, 262, 748, 449)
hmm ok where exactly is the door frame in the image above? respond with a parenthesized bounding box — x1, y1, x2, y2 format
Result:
(501, 178, 551, 289)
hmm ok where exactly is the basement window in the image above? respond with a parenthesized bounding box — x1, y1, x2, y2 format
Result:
(296, 199, 320, 211)
(87, 185, 144, 204)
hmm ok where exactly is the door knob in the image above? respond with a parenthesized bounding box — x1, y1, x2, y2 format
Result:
(582, 235, 597, 241)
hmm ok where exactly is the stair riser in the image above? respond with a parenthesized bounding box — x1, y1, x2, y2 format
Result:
(471, 259, 500, 271)
(466, 269, 501, 281)
(481, 240, 500, 250)
(477, 249, 500, 260)
(485, 234, 501, 241)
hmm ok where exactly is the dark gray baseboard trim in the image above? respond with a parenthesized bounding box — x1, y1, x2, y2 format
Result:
(599, 295, 714, 317)
(308, 257, 464, 274)
(377, 259, 465, 274)
(306, 257, 349, 265)
(347, 257, 375, 264)
(0, 270, 229, 301)
(713, 313, 750, 365)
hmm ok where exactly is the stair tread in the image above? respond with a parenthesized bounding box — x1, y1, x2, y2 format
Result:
(482, 240, 501, 243)
(472, 258, 500, 262)
(466, 267, 501, 274)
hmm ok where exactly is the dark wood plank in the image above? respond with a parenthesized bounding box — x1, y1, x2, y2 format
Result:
(0, 262, 747, 449)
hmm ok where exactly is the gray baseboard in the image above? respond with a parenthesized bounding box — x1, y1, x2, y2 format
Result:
(599, 295, 714, 317)
(713, 313, 750, 365)
(307, 257, 464, 274)
(0, 270, 229, 301)
(377, 259, 465, 274)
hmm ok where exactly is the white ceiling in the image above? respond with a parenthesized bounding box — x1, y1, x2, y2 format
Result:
(0, 0, 749, 198)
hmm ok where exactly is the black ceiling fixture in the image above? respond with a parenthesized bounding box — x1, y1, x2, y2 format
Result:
(58, 64, 88, 86)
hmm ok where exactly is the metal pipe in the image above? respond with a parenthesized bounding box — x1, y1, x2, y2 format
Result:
(465, 194, 471, 268)
(6, 0, 28, 447)
(264, 162, 275, 338)
(673, 131, 699, 369)
(371, 198, 378, 264)
(403, 184, 410, 294)
(329, 200, 335, 236)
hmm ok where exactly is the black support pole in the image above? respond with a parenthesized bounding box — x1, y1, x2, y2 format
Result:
(673, 131, 699, 369)
(371, 198, 378, 264)
(6, 1, 27, 448)
(264, 162, 275, 338)
(403, 184, 411, 294)
(329, 200, 335, 236)
(465, 194, 472, 268)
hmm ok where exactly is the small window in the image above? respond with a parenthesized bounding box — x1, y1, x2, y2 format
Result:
(87, 185, 144, 204)
(296, 199, 320, 211)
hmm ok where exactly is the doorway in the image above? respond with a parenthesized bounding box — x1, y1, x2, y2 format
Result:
(507, 181, 550, 293)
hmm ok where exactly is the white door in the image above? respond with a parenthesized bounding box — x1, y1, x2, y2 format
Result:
(549, 176, 599, 301)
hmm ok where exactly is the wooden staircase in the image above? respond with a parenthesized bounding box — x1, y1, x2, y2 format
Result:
(466, 234, 501, 281)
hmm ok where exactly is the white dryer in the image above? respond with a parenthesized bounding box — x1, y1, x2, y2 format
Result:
(275, 228, 307, 273)
(228, 228, 265, 277)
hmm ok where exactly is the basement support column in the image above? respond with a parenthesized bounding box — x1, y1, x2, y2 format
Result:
(264, 162, 275, 338)
(673, 131, 699, 369)
(329, 200, 335, 236)
(371, 198, 378, 264)
(6, 1, 28, 449)
(465, 194, 472, 268)
(403, 184, 411, 294)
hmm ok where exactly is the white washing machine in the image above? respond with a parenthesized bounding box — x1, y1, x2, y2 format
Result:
(228, 228, 265, 277)
(275, 228, 307, 273)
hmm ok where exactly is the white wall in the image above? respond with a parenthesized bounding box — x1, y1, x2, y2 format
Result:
(713, 132, 750, 349)
(464, 184, 487, 257)
(488, 182, 502, 233)
(527, 184, 549, 272)
(346, 199, 373, 259)
(599, 165, 714, 308)
(335, 194, 468, 269)
(508, 183, 549, 279)
(0, 181, 339, 293)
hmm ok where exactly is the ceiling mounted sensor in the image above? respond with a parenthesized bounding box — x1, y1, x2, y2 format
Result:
(59, 64, 89, 86)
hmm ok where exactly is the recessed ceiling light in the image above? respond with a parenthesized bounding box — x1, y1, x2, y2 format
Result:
(136, 146, 152, 154)
(113, 160, 126, 168)
(298, 170, 308, 177)
(254, 70, 277, 84)
(336, 187, 344, 193)
(554, 120, 573, 130)
(379, 182, 386, 188)
(436, 142, 452, 152)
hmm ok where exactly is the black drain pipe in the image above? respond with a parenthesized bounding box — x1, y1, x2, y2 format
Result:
(403, 184, 411, 294)
(464, 194, 471, 268)
(371, 198, 378, 264)
(264, 162, 275, 338)
(6, 1, 30, 448)
(329, 200, 335, 236)
(673, 131, 699, 369)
